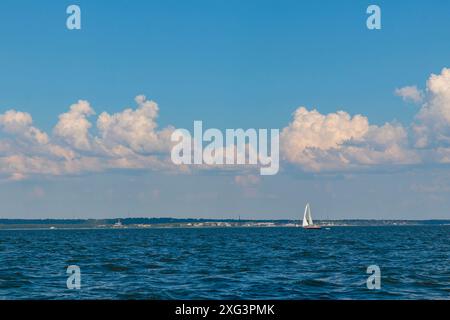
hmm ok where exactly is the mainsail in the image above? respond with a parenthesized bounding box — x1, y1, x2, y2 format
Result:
(302, 203, 313, 227)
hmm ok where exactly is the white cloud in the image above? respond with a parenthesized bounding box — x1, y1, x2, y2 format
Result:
(2, 68, 450, 180)
(280, 107, 419, 172)
(281, 107, 369, 155)
(395, 85, 424, 103)
(341, 123, 419, 167)
(413, 68, 450, 148)
(0, 110, 49, 144)
(0, 95, 176, 181)
(53, 100, 95, 150)
(96, 95, 173, 154)
(280, 107, 369, 171)
(279, 68, 450, 172)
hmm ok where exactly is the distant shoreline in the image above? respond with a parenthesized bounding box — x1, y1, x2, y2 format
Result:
(0, 218, 449, 230)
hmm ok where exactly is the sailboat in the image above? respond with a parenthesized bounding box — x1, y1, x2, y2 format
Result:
(302, 203, 322, 229)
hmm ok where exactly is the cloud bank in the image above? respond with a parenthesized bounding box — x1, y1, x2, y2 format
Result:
(0, 95, 175, 181)
(281, 68, 450, 172)
(1, 68, 450, 180)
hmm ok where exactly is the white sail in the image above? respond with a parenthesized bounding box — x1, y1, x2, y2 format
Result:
(302, 203, 313, 227)
(307, 204, 313, 225)
(301, 203, 321, 229)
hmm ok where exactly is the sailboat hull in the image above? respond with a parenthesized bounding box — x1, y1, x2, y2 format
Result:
(303, 225, 322, 230)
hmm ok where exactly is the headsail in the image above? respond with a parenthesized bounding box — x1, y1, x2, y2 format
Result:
(302, 203, 312, 227)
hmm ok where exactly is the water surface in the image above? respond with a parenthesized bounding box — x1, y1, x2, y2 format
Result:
(0, 226, 449, 299)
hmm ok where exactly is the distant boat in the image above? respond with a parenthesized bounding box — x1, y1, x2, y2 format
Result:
(113, 219, 123, 228)
(302, 203, 322, 230)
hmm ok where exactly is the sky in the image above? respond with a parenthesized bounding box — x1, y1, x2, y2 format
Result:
(1, 0, 450, 219)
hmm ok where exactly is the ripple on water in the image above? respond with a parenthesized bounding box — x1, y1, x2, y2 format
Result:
(0, 226, 449, 299)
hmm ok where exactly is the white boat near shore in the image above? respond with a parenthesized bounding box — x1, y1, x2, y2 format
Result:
(301, 203, 322, 230)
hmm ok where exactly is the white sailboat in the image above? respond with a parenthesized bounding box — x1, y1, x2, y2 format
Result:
(302, 203, 321, 229)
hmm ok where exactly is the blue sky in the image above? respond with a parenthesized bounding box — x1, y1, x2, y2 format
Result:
(1, 1, 450, 219)
(2, 0, 450, 129)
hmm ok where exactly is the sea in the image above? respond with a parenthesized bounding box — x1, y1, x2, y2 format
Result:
(0, 226, 449, 299)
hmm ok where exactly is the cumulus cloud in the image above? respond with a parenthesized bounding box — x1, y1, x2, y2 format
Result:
(340, 123, 419, 166)
(53, 100, 95, 150)
(413, 68, 450, 148)
(279, 68, 450, 172)
(395, 85, 424, 103)
(2, 68, 450, 180)
(280, 109, 418, 172)
(0, 95, 176, 181)
(0, 110, 49, 144)
(96, 95, 173, 154)
(280, 107, 369, 170)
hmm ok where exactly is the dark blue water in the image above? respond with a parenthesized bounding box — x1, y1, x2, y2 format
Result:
(0, 226, 449, 299)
